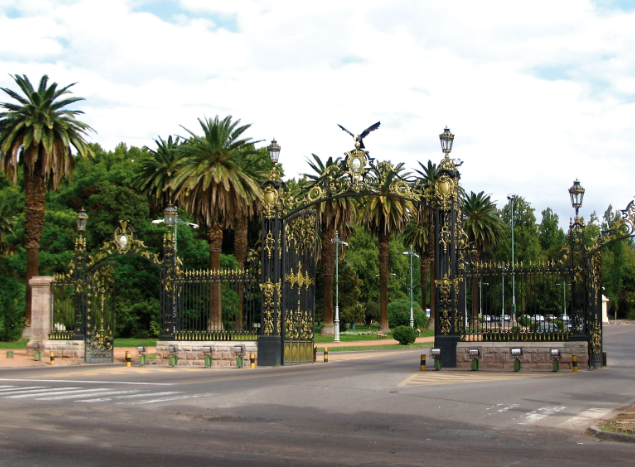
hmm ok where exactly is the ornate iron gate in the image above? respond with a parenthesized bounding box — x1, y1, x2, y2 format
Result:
(84, 263, 116, 363)
(281, 210, 317, 364)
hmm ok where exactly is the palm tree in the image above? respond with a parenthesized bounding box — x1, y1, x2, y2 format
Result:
(136, 135, 183, 207)
(462, 191, 505, 321)
(303, 154, 357, 336)
(415, 160, 437, 328)
(0, 74, 94, 328)
(173, 115, 261, 331)
(361, 161, 414, 333)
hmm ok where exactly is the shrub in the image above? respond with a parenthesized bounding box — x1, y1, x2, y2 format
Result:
(553, 319, 564, 331)
(518, 316, 531, 328)
(388, 299, 428, 329)
(364, 301, 379, 327)
(392, 325, 416, 345)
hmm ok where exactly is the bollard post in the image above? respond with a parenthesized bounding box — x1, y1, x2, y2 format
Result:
(471, 359, 479, 371)
(513, 359, 520, 372)
(34, 351, 41, 361)
(250, 353, 256, 369)
(50, 351, 55, 365)
(572, 355, 578, 373)
(204, 355, 212, 368)
(6, 351, 14, 359)
(125, 351, 131, 368)
(552, 359, 559, 372)
(420, 354, 426, 371)
(313, 346, 317, 363)
(324, 348, 329, 363)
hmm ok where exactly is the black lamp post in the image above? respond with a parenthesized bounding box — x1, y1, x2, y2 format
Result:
(163, 204, 178, 226)
(569, 179, 585, 218)
(76, 208, 88, 231)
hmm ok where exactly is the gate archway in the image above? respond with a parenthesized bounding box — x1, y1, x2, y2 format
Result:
(258, 130, 466, 366)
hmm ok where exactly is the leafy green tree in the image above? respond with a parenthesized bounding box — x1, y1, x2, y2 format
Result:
(0, 74, 94, 326)
(173, 116, 261, 330)
(539, 208, 566, 260)
(494, 196, 541, 264)
(0, 195, 19, 252)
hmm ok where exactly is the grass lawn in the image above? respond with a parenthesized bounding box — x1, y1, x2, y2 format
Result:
(314, 324, 433, 344)
(316, 342, 433, 352)
(0, 339, 29, 350)
(114, 338, 158, 348)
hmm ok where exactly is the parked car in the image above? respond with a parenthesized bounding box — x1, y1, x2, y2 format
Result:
(558, 314, 570, 322)
(537, 322, 559, 332)
(545, 314, 557, 321)
(500, 314, 511, 321)
(482, 315, 494, 322)
(533, 314, 545, 322)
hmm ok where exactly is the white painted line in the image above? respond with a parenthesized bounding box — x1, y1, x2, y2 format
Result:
(497, 404, 519, 413)
(4, 388, 85, 398)
(133, 393, 216, 404)
(0, 386, 46, 393)
(0, 385, 16, 389)
(0, 378, 174, 386)
(77, 391, 180, 403)
(37, 389, 137, 401)
(0, 387, 63, 395)
(518, 406, 566, 424)
(558, 408, 614, 427)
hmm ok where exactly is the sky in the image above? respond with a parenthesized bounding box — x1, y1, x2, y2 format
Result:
(1, 0, 634, 230)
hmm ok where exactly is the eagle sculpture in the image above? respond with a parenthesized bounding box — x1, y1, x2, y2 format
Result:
(337, 121, 381, 149)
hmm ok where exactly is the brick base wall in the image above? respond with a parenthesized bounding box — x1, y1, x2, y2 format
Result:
(156, 341, 258, 367)
(456, 341, 589, 371)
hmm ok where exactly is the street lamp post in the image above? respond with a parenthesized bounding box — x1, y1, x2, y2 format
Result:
(507, 195, 518, 319)
(403, 246, 420, 328)
(479, 281, 489, 317)
(152, 205, 199, 252)
(332, 230, 348, 343)
(555, 282, 570, 320)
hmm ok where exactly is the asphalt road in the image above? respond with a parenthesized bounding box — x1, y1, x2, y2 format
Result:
(1, 326, 634, 466)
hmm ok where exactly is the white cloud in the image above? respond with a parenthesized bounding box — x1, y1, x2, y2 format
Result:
(1, 0, 634, 228)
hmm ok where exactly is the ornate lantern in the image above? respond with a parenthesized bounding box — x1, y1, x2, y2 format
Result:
(568, 179, 585, 217)
(163, 204, 178, 226)
(76, 208, 88, 231)
(267, 138, 281, 164)
(439, 127, 454, 155)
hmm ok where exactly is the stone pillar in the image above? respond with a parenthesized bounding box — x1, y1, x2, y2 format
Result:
(27, 276, 54, 355)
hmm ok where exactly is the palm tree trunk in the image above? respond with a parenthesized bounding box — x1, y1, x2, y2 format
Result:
(23, 160, 46, 331)
(234, 215, 248, 330)
(207, 223, 224, 331)
(320, 225, 336, 336)
(379, 230, 391, 333)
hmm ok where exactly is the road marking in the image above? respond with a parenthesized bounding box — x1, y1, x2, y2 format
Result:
(76, 391, 180, 403)
(558, 408, 614, 427)
(518, 406, 566, 424)
(2, 387, 84, 398)
(398, 372, 561, 388)
(32, 389, 118, 400)
(0, 386, 54, 395)
(0, 378, 174, 386)
(133, 392, 216, 404)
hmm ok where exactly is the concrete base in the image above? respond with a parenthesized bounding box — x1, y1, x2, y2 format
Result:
(156, 341, 258, 367)
(320, 324, 335, 336)
(456, 341, 589, 371)
(26, 340, 85, 364)
(258, 335, 282, 366)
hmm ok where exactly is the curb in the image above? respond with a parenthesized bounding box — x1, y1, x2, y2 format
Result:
(587, 425, 635, 444)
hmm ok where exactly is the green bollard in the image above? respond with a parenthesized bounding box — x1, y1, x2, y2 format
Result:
(434, 358, 442, 371)
(34, 351, 41, 361)
(471, 358, 479, 371)
(236, 356, 244, 368)
(204, 355, 212, 368)
(6, 351, 14, 358)
(169, 355, 178, 367)
(514, 359, 521, 372)
(552, 359, 559, 372)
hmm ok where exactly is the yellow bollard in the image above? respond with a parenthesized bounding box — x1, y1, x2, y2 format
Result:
(125, 351, 131, 368)
(420, 354, 426, 371)
(572, 355, 578, 373)
(324, 348, 329, 363)
(50, 351, 55, 365)
(250, 353, 256, 369)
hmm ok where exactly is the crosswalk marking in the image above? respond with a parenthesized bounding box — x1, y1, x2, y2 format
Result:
(518, 406, 566, 424)
(0, 384, 214, 405)
(398, 371, 563, 388)
(77, 391, 181, 403)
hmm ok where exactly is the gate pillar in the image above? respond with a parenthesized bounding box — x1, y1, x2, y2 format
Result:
(258, 166, 285, 366)
(432, 129, 463, 368)
(27, 276, 54, 354)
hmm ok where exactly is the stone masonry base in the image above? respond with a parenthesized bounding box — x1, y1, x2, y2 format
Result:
(26, 340, 86, 364)
(456, 341, 589, 371)
(156, 341, 258, 367)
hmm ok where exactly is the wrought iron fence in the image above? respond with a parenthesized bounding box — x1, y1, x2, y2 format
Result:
(173, 267, 261, 341)
(460, 261, 585, 342)
(50, 279, 78, 340)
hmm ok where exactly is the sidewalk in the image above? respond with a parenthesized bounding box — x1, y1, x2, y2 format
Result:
(0, 347, 156, 369)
